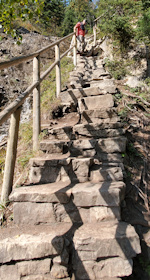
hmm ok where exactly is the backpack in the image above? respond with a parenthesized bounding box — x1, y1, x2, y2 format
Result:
(80, 22, 85, 31)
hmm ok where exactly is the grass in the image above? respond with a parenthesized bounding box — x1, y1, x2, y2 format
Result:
(105, 58, 130, 80)
(17, 121, 35, 170)
(0, 148, 6, 193)
(41, 56, 74, 119)
(13, 18, 41, 34)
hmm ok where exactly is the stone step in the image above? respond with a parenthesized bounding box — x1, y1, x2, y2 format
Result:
(60, 87, 105, 105)
(40, 137, 126, 156)
(9, 181, 125, 225)
(81, 115, 119, 124)
(28, 155, 124, 184)
(90, 166, 123, 182)
(92, 68, 111, 79)
(74, 257, 133, 279)
(68, 137, 127, 155)
(73, 124, 125, 139)
(45, 125, 75, 141)
(45, 122, 125, 141)
(78, 94, 114, 112)
(69, 79, 82, 89)
(0, 221, 140, 280)
(72, 221, 141, 279)
(28, 156, 92, 184)
(40, 140, 69, 154)
(84, 78, 115, 88)
(0, 223, 71, 280)
(12, 201, 121, 225)
(68, 79, 116, 93)
(81, 108, 118, 123)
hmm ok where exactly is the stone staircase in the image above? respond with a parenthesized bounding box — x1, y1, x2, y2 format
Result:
(0, 55, 141, 280)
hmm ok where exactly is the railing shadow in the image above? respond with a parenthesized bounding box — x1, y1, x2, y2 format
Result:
(51, 168, 88, 279)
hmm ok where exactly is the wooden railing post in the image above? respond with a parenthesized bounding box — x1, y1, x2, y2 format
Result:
(55, 43, 61, 98)
(93, 21, 97, 47)
(1, 107, 21, 204)
(73, 34, 77, 67)
(33, 55, 40, 151)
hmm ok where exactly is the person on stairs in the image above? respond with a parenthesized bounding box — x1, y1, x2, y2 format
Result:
(74, 19, 87, 55)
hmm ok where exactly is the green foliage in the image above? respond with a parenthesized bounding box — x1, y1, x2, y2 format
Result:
(17, 152, 34, 168)
(0, 0, 44, 41)
(139, 255, 150, 276)
(62, 5, 76, 35)
(95, 0, 150, 48)
(118, 107, 129, 119)
(41, 0, 65, 34)
(145, 77, 150, 85)
(137, 7, 150, 42)
(127, 142, 142, 158)
(105, 59, 129, 80)
(114, 92, 123, 101)
(96, 0, 139, 49)
(62, 0, 94, 36)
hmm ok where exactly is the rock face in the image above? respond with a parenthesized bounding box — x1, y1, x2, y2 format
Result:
(3, 52, 141, 279)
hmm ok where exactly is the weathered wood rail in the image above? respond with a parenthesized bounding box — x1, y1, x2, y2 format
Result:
(0, 32, 77, 203)
(0, 17, 100, 204)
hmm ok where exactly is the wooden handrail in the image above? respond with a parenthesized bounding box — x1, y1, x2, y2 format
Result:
(0, 25, 96, 203)
(0, 31, 77, 203)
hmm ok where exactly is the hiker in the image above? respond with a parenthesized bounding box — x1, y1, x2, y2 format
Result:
(74, 19, 87, 54)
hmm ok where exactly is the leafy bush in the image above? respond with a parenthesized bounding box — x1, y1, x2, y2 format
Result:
(105, 59, 129, 79)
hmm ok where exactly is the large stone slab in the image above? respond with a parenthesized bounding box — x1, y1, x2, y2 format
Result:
(69, 137, 126, 156)
(73, 258, 133, 279)
(28, 157, 92, 184)
(90, 166, 123, 182)
(0, 224, 71, 264)
(13, 201, 121, 225)
(81, 69, 112, 82)
(96, 137, 127, 153)
(0, 259, 51, 280)
(81, 108, 118, 123)
(71, 181, 125, 207)
(92, 68, 111, 79)
(95, 153, 124, 165)
(46, 123, 124, 141)
(39, 137, 126, 157)
(60, 87, 103, 105)
(78, 94, 114, 112)
(89, 79, 115, 88)
(47, 126, 74, 141)
(13, 202, 56, 225)
(82, 81, 117, 94)
(73, 221, 141, 260)
(10, 181, 124, 207)
(55, 204, 121, 224)
(9, 182, 72, 203)
(73, 124, 125, 138)
(40, 140, 69, 154)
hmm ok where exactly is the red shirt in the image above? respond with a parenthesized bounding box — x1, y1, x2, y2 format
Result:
(75, 22, 85, 36)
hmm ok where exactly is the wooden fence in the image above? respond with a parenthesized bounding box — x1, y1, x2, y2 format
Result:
(0, 32, 77, 203)
(0, 18, 100, 203)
